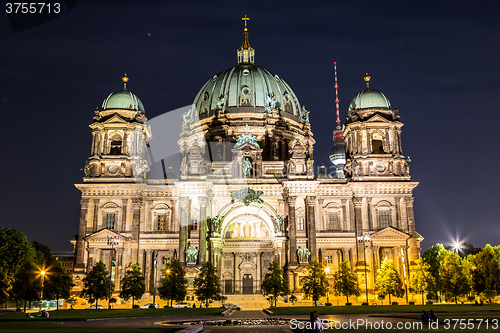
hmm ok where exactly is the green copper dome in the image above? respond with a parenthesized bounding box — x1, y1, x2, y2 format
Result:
(348, 88, 391, 114)
(102, 89, 145, 114)
(193, 63, 307, 123)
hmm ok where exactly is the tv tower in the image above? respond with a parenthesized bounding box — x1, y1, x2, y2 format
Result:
(329, 62, 346, 178)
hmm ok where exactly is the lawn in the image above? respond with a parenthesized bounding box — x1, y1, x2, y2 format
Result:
(268, 303, 500, 315)
(0, 321, 181, 333)
(0, 307, 225, 321)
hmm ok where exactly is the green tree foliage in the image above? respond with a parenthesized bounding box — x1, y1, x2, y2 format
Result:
(471, 244, 500, 296)
(421, 244, 448, 297)
(119, 262, 146, 307)
(194, 261, 223, 308)
(11, 261, 40, 311)
(300, 260, 329, 306)
(0, 228, 35, 304)
(261, 260, 290, 307)
(375, 259, 405, 304)
(440, 252, 471, 304)
(332, 261, 360, 304)
(44, 263, 74, 310)
(81, 261, 112, 309)
(158, 259, 187, 307)
(409, 258, 432, 304)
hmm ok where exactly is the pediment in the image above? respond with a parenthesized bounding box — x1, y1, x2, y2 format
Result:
(370, 226, 410, 240)
(102, 114, 129, 124)
(234, 141, 261, 151)
(84, 229, 130, 243)
(364, 114, 393, 123)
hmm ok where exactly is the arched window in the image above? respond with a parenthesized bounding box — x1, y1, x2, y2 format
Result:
(375, 200, 392, 229)
(102, 202, 121, 230)
(152, 204, 172, 232)
(324, 203, 342, 231)
(372, 132, 384, 154)
(109, 134, 123, 155)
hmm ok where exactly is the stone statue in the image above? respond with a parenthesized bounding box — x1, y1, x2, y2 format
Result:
(274, 216, 284, 232)
(243, 157, 252, 177)
(231, 188, 264, 206)
(297, 246, 310, 264)
(212, 216, 222, 233)
(265, 93, 276, 113)
(216, 95, 226, 114)
(186, 246, 198, 265)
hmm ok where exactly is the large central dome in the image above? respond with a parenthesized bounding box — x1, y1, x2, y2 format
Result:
(193, 63, 305, 122)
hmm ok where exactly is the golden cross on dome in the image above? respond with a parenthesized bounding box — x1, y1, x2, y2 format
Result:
(242, 15, 249, 29)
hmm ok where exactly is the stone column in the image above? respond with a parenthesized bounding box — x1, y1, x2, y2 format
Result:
(92, 199, 99, 232)
(341, 199, 348, 231)
(122, 130, 128, 155)
(306, 196, 317, 260)
(405, 197, 419, 262)
(395, 197, 401, 229)
(353, 197, 363, 263)
(199, 197, 208, 264)
(179, 197, 188, 264)
(132, 198, 142, 263)
(145, 249, 152, 293)
(367, 197, 373, 230)
(75, 198, 89, 269)
(121, 199, 128, 232)
(287, 196, 298, 265)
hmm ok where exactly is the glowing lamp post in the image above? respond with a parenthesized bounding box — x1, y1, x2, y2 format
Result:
(107, 235, 119, 310)
(324, 267, 330, 304)
(357, 233, 371, 304)
(453, 241, 462, 254)
(39, 270, 46, 311)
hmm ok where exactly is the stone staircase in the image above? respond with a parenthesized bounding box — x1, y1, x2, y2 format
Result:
(225, 295, 270, 310)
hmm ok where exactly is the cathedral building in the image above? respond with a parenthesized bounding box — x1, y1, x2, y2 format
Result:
(72, 20, 422, 302)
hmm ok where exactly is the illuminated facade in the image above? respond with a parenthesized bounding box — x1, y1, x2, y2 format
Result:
(72, 21, 422, 303)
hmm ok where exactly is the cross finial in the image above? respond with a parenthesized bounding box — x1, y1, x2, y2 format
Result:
(295, 133, 301, 140)
(242, 15, 249, 30)
(244, 124, 250, 134)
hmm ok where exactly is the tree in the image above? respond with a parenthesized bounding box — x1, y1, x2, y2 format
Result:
(261, 260, 290, 307)
(194, 261, 223, 308)
(44, 263, 74, 310)
(0, 228, 35, 305)
(11, 261, 39, 311)
(375, 259, 405, 304)
(332, 261, 360, 304)
(440, 252, 471, 304)
(81, 261, 112, 309)
(409, 258, 432, 304)
(421, 244, 447, 298)
(471, 244, 500, 296)
(300, 260, 329, 306)
(158, 259, 187, 307)
(120, 262, 146, 307)
(67, 296, 77, 309)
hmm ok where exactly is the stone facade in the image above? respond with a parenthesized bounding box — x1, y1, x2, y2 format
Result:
(72, 28, 422, 301)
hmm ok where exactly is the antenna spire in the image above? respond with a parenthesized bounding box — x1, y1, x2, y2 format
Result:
(334, 62, 341, 130)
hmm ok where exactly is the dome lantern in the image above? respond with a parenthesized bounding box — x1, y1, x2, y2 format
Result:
(237, 15, 254, 64)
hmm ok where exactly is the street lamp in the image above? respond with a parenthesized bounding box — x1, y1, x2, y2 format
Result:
(152, 251, 158, 307)
(357, 233, 371, 304)
(324, 267, 330, 304)
(107, 235, 119, 310)
(39, 270, 46, 311)
(452, 241, 462, 254)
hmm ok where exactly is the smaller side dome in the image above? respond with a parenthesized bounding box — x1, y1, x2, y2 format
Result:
(348, 88, 391, 114)
(102, 89, 145, 113)
(317, 164, 332, 179)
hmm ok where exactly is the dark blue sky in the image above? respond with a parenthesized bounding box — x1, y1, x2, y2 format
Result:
(1, 1, 499, 251)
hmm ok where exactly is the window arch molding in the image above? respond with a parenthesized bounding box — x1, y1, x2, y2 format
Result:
(323, 202, 342, 231)
(374, 200, 393, 229)
(101, 202, 121, 230)
(152, 203, 173, 233)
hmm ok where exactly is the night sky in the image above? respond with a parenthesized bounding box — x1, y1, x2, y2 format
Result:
(1, 1, 499, 252)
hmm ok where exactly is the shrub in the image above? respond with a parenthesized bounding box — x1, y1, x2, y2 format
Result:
(345, 302, 352, 306)
(132, 304, 139, 309)
(325, 303, 332, 306)
(409, 301, 415, 305)
(361, 302, 368, 306)
(426, 301, 433, 305)
(391, 302, 399, 305)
